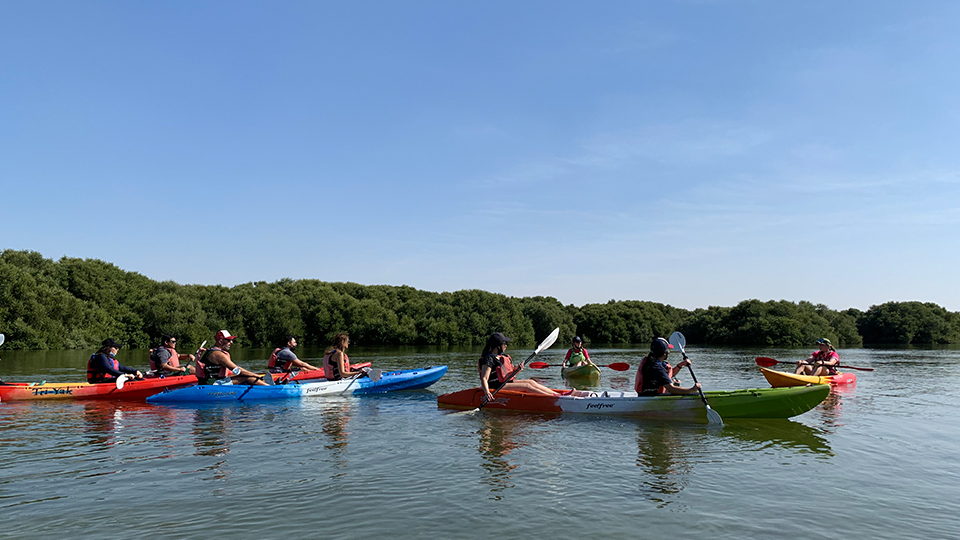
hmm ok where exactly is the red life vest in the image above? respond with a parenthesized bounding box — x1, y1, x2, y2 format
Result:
(267, 348, 283, 370)
(478, 354, 515, 383)
(87, 353, 120, 383)
(149, 346, 181, 371)
(323, 350, 351, 380)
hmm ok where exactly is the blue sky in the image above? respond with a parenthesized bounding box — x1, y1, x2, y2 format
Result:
(3, 1, 960, 311)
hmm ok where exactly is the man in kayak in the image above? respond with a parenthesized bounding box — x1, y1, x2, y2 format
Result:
(87, 338, 143, 383)
(197, 330, 268, 385)
(150, 334, 196, 375)
(562, 336, 593, 368)
(795, 338, 840, 376)
(268, 336, 320, 374)
(634, 337, 701, 396)
(479, 332, 563, 401)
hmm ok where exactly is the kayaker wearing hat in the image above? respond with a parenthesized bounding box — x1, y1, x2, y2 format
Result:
(796, 338, 840, 376)
(87, 338, 143, 383)
(562, 336, 593, 368)
(479, 332, 561, 401)
(634, 337, 700, 396)
(196, 330, 268, 385)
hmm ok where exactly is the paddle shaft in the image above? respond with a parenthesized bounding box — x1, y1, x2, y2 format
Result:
(755, 357, 874, 372)
(530, 361, 630, 371)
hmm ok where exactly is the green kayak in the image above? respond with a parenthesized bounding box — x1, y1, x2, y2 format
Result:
(561, 363, 601, 381)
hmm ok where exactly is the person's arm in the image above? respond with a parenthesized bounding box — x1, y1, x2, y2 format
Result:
(583, 349, 591, 362)
(116, 362, 143, 379)
(563, 349, 572, 366)
(661, 382, 701, 395)
(290, 358, 320, 371)
(480, 365, 494, 401)
(334, 351, 361, 377)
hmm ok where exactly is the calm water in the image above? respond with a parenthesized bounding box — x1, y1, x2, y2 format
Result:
(1, 345, 958, 539)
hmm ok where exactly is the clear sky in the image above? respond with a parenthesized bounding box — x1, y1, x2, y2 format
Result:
(3, 1, 960, 311)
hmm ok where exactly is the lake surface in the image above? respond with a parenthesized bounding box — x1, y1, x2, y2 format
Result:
(1, 344, 958, 539)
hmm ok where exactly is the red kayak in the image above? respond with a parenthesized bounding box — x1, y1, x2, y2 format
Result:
(0, 374, 197, 402)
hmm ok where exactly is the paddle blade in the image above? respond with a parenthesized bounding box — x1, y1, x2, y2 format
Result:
(535, 328, 561, 355)
(755, 357, 780, 367)
(116, 374, 128, 390)
(529, 362, 551, 369)
(706, 406, 723, 425)
(263, 372, 275, 386)
(606, 362, 631, 372)
(0, 333, 5, 347)
(367, 369, 382, 382)
(668, 332, 686, 352)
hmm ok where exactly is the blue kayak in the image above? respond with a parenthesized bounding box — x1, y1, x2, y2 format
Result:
(146, 365, 447, 403)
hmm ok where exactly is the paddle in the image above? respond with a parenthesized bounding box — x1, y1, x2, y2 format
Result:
(0, 334, 5, 347)
(529, 361, 631, 372)
(236, 371, 275, 401)
(116, 374, 128, 390)
(669, 332, 722, 426)
(755, 356, 874, 372)
(472, 327, 560, 412)
(340, 367, 384, 394)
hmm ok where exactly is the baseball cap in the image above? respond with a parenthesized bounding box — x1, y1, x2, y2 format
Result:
(216, 330, 237, 340)
(489, 332, 511, 345)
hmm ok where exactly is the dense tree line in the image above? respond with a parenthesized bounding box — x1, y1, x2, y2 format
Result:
(1, 250, 958, 350)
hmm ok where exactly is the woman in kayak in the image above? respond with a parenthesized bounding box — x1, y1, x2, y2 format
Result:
(480, 332, 562, 401)
(87, 338, 143, 383)
(634, 337, 701, 396)
(562, 336, 592, 368)
(323, 333, 364, 381)
(795, 338, 840, 376)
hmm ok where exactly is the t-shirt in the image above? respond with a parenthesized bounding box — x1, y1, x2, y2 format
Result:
(153, 347, 174, 365)
(479, 354, 506, 389)
(276, 348, 298, 363)
(639, 358, 673, 395)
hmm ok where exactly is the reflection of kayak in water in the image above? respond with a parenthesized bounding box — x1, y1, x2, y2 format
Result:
(759, 367, 856, 388)
(561, 363, 601, 381)
(148, 366, 448, 403)
(719, 419, 833, 455)
(438, 385, 829, 421)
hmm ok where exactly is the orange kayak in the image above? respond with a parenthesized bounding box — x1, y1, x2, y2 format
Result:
(759, 367, 856, 388)
(0, 374, 197, 402)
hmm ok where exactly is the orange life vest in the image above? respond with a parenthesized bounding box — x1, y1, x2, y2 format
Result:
(149, 346, 181, 371)
(323, 350, 351, 380)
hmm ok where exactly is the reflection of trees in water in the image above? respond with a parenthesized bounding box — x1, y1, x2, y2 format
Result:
(635, 426, 692, 507)
(477, 415, 525, 499)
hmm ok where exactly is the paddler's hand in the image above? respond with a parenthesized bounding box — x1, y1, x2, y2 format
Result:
(677, 359, 691, 368)
(134, 371, 144, 380)
(484, 391, 494, 402)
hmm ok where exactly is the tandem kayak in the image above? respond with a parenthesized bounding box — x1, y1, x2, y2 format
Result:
(0, 375, 198, 402)
(561, 363, 601, 382)
(147, 365, 447, 403)
(437, 384, 829, 421)
(759, 367, 857, 388)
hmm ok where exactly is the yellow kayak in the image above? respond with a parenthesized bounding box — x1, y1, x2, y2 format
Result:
(759, 367, 857, 388)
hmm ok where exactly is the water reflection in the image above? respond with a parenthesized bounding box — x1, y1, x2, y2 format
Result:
(476, 415, 527, 499)
(82, 402, 120, 446)
(635, 426, 692, 506)
(721, 419, 834, 456)
(322, 400, 352, 472)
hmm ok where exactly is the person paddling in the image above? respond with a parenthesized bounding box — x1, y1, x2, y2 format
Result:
(196, 330, 268, 386)
(562, 336, 593, 368)
(634, 337, 701, 396)
(323, 333, 365, 381)
(149, 334, 196, 375)
(479, 332, 562, 401)
(87, 338, 143, 383)
(268, 336, 320, 374)
(796, 338, 840, 376)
